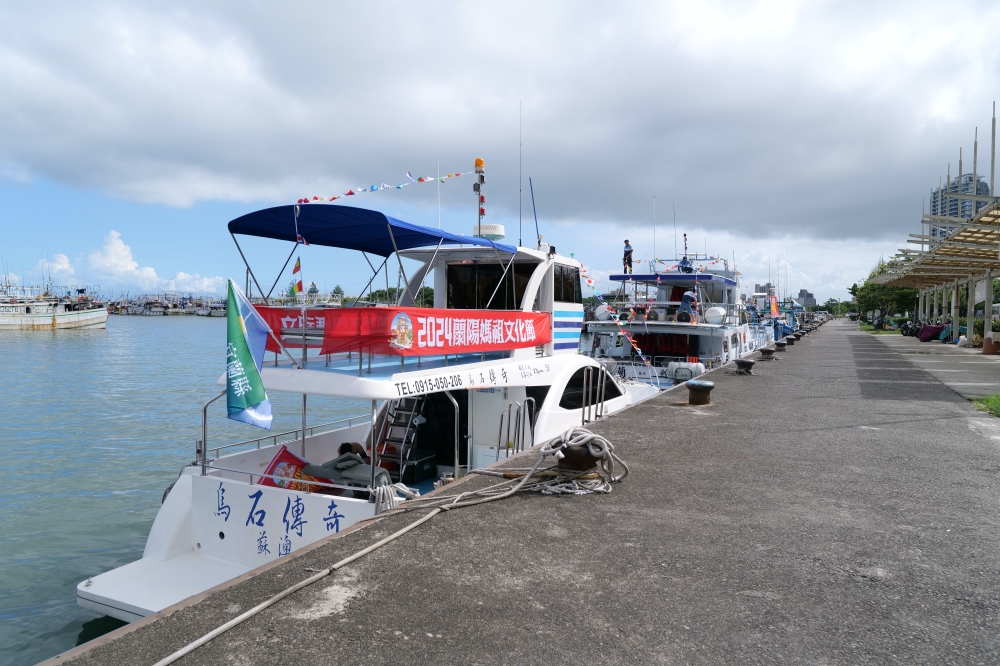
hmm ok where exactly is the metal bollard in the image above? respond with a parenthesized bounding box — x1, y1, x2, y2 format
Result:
(686, 380, 715, 405)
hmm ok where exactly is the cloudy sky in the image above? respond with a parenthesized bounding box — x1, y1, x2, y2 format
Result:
(2, 0, 998, 301)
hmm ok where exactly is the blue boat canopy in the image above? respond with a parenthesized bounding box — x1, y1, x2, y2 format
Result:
(608, 273, 738, 287)
(228, 204, 516, 257)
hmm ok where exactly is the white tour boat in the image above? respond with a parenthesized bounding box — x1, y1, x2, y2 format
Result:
(0, 283, 108, 330)
(77, 199, 659, 622)
(583, 245, 771, 385)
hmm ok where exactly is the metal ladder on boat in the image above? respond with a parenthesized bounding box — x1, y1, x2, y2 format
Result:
(375, 396, 426, 482)
(496, 398, 537, 462)
(581, 366, 608, 424)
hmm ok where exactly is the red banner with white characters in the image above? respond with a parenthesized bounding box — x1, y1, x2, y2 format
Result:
(254, 306, 329, 352)
(253, 306, 551, 356)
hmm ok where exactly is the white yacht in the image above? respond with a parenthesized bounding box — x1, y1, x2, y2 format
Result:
(77, 201, 659, 622)
(0, 283, 108, 330)
(584, 245, 771, 384)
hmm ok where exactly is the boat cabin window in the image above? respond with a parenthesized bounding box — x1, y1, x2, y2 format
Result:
(525, 385, 551, 411)
(558, 367, 623, 410)
(446, 262, 537, 310)
(554, 265, 583, 304)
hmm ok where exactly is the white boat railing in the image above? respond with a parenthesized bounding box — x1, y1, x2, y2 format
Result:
(204, 463, 372, 496)
(207, 414, 370, 458)
(614, 360, 670, 381)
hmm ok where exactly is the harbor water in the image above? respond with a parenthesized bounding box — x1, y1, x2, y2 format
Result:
(0, 316, 367, 666)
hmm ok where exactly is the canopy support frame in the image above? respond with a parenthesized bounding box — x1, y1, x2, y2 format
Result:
(266, 243, 301, 301)
(353, 255, 389, 308)
(230, 233, 270, 305)
(386, 224, 419, 308)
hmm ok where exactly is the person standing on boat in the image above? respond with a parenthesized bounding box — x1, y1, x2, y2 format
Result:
(676, 289, 698, 323)
(623, 240, 633, 274)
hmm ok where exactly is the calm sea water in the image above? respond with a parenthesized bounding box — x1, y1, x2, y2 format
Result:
(0, 316, 367, 666)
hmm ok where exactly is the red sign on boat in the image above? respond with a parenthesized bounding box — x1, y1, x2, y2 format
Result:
(253, 306, 552, 357)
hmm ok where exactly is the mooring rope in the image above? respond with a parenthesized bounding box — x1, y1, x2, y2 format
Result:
(151, 426, 627, 666)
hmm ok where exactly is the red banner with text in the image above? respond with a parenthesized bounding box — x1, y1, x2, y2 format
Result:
(253, 306, 552, 356)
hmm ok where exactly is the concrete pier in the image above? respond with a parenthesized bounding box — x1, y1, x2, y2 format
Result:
(51, 319, 1000, 664)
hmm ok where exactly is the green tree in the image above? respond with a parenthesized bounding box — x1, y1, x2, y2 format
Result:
(366, 286, 434, 307)
(416, 286, 434, 307)
(850, 260, 918, 325)
(332, 284, 344, 296)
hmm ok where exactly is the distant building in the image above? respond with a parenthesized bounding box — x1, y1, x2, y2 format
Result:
(930, 174, 990, 221)
(754, 282, 774, 295)
(797, 289, 816, 308)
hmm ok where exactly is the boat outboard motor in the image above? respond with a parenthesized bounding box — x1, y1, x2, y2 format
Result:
(303, 453, 392, 494)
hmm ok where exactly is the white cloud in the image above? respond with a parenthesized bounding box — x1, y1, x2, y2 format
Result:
(0, 1, 998, 243)
(36, 253, 75, 277)
(85, 230, 223, 293)
(161, 272, 224, 293)
(87, 230, 159, 288)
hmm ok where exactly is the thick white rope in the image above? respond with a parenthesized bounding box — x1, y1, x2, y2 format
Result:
(373, 482, 421, 514)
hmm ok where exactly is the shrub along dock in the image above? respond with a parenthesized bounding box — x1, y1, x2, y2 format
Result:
(48, 319, 1000, 665)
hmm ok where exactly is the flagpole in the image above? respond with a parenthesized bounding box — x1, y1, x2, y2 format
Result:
(232, 278, 300, 368)
(269, 331, 300, 369)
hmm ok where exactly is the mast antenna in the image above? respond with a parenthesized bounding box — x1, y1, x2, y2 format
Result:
(519, 101, 522, 246)
(672, 199, 677, 258)
(529, 177, 542, 249)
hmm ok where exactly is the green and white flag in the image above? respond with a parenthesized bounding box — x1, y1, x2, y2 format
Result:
(226, 279, 273, 429)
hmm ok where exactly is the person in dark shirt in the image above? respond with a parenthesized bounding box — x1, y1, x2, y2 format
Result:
(676, 289, 698, 322)
(623, 240, 633, 274)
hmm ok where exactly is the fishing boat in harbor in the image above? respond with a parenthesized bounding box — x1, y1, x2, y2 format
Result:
(77, 172, 659, 622)
(583, 235, 772, 384)
(0, 283, 108, 330)
(196, 300, 226, 316)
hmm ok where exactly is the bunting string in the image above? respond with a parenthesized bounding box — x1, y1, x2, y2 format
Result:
(296, 170, 470, 205)
(578, 264, 656, 375)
